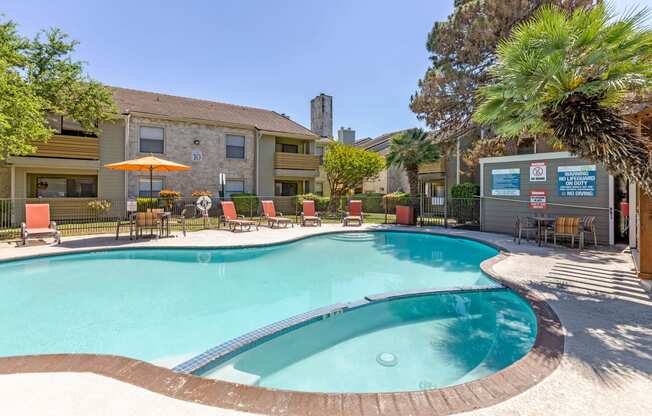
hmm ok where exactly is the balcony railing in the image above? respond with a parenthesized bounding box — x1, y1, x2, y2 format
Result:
(29, 135, 100, 160)
(274, 152, 321, 170)
(418, 160, 445, 174)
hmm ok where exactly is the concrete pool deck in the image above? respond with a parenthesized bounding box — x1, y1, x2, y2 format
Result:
(0, 224, 650, 415)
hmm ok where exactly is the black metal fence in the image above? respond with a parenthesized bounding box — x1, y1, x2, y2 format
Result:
(0, 195, 481, 240)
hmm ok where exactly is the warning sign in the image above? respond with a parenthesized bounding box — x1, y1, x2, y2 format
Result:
(529, 190, 547, 209)
(529, 162, 546, 182)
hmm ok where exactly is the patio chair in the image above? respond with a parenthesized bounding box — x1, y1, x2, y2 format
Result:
(513, 216, 538, 244)
(342, 200, 363, 226)
(133, 212, 160, 239)
(581, 216, 598, 248)
(220, 201, 258, 232)
(21, 204, 61, 246)
(546, 216, 583, 248)
(301, 200, 322, 227)
(260, 200, 293, 228)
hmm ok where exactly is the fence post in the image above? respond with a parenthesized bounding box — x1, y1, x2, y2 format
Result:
(444, 198, 448, 229)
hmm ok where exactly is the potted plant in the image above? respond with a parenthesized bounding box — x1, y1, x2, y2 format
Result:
(159, 189, 181, 210)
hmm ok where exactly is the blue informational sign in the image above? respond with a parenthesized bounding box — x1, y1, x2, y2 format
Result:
(492, 168, 521, 196)
(557, 165, 596, 197)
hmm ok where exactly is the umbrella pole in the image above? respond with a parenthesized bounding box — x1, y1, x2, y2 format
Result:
(150, 166, 153, 208)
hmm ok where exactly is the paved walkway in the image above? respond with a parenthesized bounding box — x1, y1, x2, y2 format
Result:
(1, 225, 650, 415)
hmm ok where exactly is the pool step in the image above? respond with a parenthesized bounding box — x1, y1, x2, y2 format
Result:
(206, 364, 261, 385)
(327, 233, 376, 242)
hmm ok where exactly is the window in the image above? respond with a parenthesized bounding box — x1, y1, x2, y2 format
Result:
(31, 175, 98, 198)
(138, 177, 164, 197)
(315, 181, 324, 196)
(275, 143, 299, 153)
(225, 179, 245, 198)
(46, 115, 98, 137)
(140, 126, 165, 154)
(226, 135, 245, 159)
(275, 181, 298, 197)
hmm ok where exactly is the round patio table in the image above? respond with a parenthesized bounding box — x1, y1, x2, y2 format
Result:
(528, 215, 556, 246)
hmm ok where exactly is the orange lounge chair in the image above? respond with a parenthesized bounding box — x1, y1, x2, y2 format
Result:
(343, 200, 363, 226)
(21, 204, 61, 246)
(220, 201, 258, 232)
(301, 200, 321, 226)
(261, 200, 293, 228)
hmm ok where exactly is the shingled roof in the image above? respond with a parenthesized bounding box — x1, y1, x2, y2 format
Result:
(354, 129, 409, 152)
(111, 87, 317, 137)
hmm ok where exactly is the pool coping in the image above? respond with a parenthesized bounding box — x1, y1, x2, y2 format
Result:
(0, 228, 565, 416)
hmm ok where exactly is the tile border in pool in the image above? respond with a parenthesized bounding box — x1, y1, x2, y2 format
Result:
(0, 228, 565, 416)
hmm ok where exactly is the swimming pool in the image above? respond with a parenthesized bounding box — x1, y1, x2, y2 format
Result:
(0, 231, 535, 392)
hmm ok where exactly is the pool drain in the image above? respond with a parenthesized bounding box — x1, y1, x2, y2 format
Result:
(376, 352, 398, 367)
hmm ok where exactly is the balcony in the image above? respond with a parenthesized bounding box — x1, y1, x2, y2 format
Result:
(274, 152, 321, 171)
(31, 135, 100, 160)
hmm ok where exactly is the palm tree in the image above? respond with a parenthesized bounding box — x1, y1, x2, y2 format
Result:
(474, 4, 652, 194)
(386, 128, 441, 197)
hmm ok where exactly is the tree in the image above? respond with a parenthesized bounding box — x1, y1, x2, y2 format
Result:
(474, 4, 652, 193)
(386, 128, 440, 197)
(323, 142, 385, 206)
(0, 19, 115, 159)
(410, 0, 592, 143)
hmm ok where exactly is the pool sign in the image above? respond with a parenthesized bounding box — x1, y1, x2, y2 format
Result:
(558, 165, 596, 197)
(529, 162, 547, 182)
(529, 190, 547, 209)
(491, 168, 521, 196)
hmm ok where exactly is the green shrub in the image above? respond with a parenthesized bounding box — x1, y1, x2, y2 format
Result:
(351, 192, 385, 213)
(295, 193, 330, 212)
(231, 193, 259, 215)
(451, 182, 479, 199)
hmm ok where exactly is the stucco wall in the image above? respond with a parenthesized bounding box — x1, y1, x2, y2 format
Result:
(98, 120, 126, 200)
(0, 163, 10, 198)
(126, 117, 256, 197)
(481, 154, 611, 244)
(258, 134, 276, 197)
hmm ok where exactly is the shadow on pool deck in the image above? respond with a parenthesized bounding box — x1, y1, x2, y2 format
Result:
(524, 278, 652, 389)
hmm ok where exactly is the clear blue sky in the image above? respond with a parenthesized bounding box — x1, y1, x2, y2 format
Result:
(2, 0, 649, 139)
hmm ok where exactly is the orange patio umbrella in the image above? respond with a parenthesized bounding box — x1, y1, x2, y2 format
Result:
(104, 155, 191, 198)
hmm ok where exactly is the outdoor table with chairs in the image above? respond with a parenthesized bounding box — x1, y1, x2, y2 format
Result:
(514, 214, 597, 250)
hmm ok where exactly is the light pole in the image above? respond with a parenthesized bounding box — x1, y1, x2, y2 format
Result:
(218, 172, 226, 199)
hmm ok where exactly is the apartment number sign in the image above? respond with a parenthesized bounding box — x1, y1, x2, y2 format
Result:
(191, 149, 203, 162)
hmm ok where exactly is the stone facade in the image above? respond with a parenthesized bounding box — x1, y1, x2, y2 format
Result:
(310, 94, 333, 138)
(127, 116, 256, 198)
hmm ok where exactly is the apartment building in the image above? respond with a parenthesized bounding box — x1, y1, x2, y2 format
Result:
(0, 87, 321, 211)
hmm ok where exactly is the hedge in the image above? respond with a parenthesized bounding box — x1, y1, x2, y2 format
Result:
(295, 193, 330, 212)
(230, 193, 260, 215)
(451, 182, 479, 198)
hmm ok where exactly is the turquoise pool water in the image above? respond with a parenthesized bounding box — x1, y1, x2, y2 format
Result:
(202, 290, 537, 393)
(0, 231, 499, 368)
